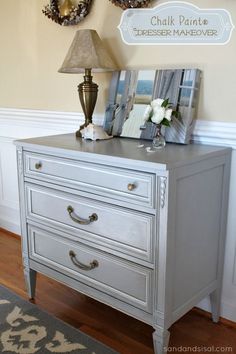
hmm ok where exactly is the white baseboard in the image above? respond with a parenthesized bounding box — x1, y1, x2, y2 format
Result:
(0, 204, 21, 236)
(198, 297, 236, 323)
(221, 300, 236, 323)
(0, 217, 21, 235)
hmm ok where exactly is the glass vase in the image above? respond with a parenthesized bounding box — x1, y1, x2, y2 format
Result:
(152, 124, 166, 149)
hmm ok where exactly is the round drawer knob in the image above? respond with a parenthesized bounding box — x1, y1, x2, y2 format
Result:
(35, 162, 42, 170)
(127, 183, 136, 191)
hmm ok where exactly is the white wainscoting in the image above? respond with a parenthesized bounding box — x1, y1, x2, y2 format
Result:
(0, 137, 20, 232)
(0, 107, 236, 323)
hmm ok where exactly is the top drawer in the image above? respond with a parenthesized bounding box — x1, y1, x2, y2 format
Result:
(24, 152, 155, 209)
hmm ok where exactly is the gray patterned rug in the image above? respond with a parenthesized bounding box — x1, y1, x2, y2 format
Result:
(0, 285, 119, 354)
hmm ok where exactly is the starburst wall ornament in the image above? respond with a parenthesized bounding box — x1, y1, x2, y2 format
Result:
(109, 0, 153, 10)
(42, 0, 93, 26)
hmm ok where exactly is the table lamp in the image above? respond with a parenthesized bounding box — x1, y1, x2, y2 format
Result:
(58, 29, 117, 139)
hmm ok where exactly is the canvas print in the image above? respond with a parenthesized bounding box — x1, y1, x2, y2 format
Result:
(104, 69, 201, 144)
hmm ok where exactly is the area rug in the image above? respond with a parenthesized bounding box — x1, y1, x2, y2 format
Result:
(0, 285, 119, 354)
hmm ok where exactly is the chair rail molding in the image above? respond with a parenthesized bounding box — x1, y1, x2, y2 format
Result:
(192, 120, 236, 149)
(0, 107, 236, 323)
(0, 107, 104, 139)
(0, 107, 236, 148)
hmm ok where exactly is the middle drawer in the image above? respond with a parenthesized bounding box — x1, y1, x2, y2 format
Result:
(26, 184, 155, 263)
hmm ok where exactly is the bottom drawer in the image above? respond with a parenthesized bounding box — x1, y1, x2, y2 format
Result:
(28, 225, 153, 313)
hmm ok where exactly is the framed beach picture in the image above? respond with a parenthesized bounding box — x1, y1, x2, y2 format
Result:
(104, 68, 201, 144)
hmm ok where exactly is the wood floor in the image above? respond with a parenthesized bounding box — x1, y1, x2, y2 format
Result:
(0, 228, 235, 354)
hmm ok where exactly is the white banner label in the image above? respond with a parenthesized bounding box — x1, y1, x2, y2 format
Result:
(118, 1, 234, 45)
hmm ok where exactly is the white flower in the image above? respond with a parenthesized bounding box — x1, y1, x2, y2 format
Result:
(151, 106, 166, 124)
(151, 98, 164, 108)
(165, 108, 173, 121)
(143, 105, 153, 121)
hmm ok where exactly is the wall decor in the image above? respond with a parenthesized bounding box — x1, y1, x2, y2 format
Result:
(118, 3, 234, 45)
(42, 0, 93, 26)
(104, 69, 201, 144)
(109, 0, 153, 10)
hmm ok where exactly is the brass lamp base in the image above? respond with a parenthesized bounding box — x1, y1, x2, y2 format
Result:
(76, 68, 98, 138)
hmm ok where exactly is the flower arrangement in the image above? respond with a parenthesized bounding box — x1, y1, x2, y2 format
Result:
(144, 98, 180, 127)
(143, 98, 181, 149)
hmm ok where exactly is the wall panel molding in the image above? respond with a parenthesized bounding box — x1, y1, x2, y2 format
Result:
(193, 120, 236, 149)
(0, 107, 236, 148)
(0, 107, 236, 322)
(0, 108, 104, 138)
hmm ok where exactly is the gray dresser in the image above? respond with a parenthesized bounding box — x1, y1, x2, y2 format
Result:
(15, 134, 231, 354)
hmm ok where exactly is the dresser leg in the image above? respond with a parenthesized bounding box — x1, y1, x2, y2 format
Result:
(210, 288, 221, 323)
(153, 327, 170, 354)
(24, 268, 37, 300)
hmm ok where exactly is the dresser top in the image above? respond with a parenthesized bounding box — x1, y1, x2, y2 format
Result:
(15, 133, 231, 171)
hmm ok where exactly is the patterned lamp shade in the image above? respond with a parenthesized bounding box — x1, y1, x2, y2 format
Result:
(58, 29, 117, 73)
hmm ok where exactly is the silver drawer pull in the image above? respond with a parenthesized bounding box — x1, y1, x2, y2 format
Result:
(67, 205, 98, 225)
(69, 250, 99, 271)
(35, 162, 42, 170)
(127, 183, 136, 191)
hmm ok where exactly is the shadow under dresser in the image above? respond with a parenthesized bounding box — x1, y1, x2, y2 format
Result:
(15, 134, 231, 354)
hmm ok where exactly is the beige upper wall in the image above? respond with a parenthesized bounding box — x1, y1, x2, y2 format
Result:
(0, 0, 235, 122)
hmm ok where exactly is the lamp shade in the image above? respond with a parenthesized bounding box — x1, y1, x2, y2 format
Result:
(58, 29, 117, 73)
